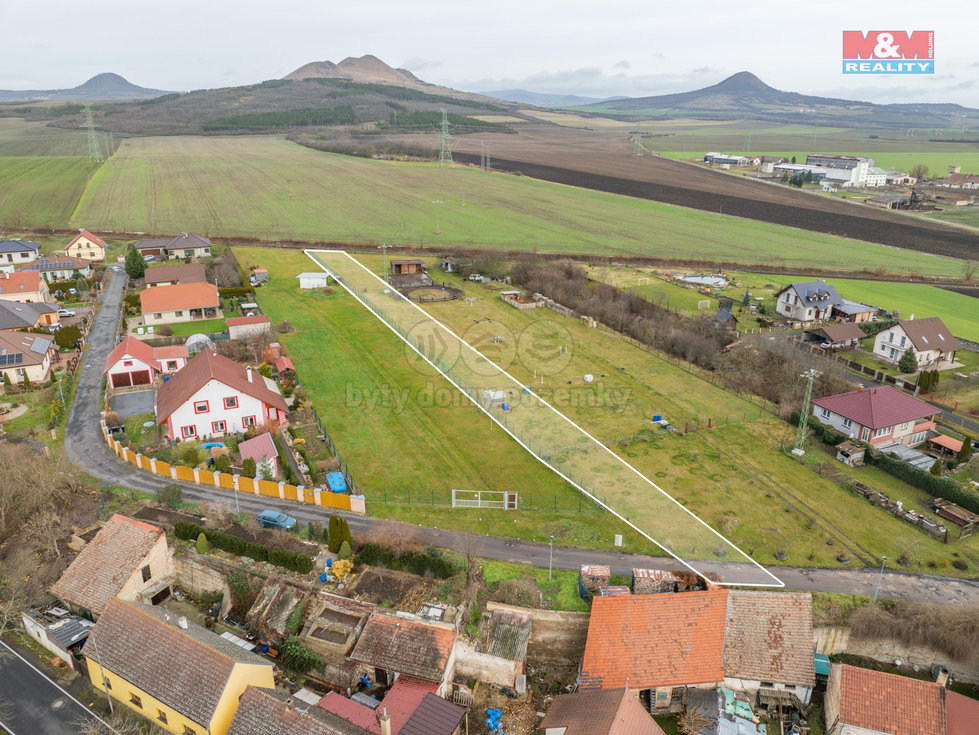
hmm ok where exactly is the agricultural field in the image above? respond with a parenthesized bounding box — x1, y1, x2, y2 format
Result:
(658, 150, 979, 177)
(69, 135, 968, 276)
(926, 207, 979, 230)
(241, 246, 979, 576)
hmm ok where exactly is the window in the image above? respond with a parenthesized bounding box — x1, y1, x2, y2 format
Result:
(242, 416, 256, 428)
(874, 427, 890, 438)
(129, 693, 142, 708)
(157, 710, 168, 725)
(224, 396, 238, 409)
(842, 418, 852, 428)
(194, 400, 208, 414)
(167, 360, 178, 371)
(820, 407, 830, 418)
(182, 726, 196, 735)
(900, 421, 911, 432)
(141, 565, 151, 582)
(184, 250, 193, 258)
(123, 360, 133, 367)
(888, 332, 894, 343)
(212, 420, 226, 434)
(900, 336, 906, 347)
(181, 425, 197, 438)
(174, 311, 183, 318)
(268, 407, 278, 420)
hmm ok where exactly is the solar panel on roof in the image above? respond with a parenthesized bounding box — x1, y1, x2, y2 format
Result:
(0, 353, 24, 366)
(29, 337, 50, 354)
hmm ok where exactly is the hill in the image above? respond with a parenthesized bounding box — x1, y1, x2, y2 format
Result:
(481, 89, 617, 107)
(0, 73, 171, 102)
(582, 71, 979, 128)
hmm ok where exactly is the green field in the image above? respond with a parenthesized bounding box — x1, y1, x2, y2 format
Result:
(67, 135, 965, 276)
(586, 265, 719, 314)
(239, 247, 979, 573)
(926, 207, 979, 229)
(659, 150, 979, 177)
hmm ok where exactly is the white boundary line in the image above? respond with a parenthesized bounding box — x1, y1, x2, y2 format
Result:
(306, 249, 783, 588)
(0, 639, 117, 733)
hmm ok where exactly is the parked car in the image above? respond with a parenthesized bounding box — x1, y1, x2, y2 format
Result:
(144, 254, 156, 262)
(57, 308, 76, 317)
(256, 510, 296, 531)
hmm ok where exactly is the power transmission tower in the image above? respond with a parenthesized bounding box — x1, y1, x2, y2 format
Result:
(438, 109, 453, 167)
(480, 141, 491, 171)
(84, 105, 103, 163)
(633, 128, 645, 156)
(742, 124, 752, 152)
(792, 369, 822, 455)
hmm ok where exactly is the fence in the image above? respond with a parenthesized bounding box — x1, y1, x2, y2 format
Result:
(100, 413, 365, 514)
(373, 486, 604, 512)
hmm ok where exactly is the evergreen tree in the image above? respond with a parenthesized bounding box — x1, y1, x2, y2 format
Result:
(2, 372, 11, 392)
(338, 540, 352, 560)
(930, 458, 943, 476)
(242, 457, 257, 478)
(898, 348, 918, 375)
(124, 246, 147, 279)
(328, 516, 340, 553)
(196, 532, 210, 554)
(958, 438, 972, 464)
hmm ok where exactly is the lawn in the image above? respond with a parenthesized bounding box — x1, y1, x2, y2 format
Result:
(585, 265, 719, 314)
(68, 135, 965, 276)
(481, 560, 589, 612)
(926, 207, 979, 230)
(165, 318, 227, 337)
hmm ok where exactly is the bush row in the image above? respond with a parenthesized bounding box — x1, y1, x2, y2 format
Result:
(790, 411, 848, 446)
(175, 521, 313, 574)
(219, 286, 256, 299)
(356, 541, 455, 579)
(864, 450, 979, 514)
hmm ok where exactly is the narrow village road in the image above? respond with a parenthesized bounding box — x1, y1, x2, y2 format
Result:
(63, 270, 979, 607)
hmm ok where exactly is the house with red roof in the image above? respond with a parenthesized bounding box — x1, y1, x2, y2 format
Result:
(0, 270, 52, 303)
(237, 431, 279, 477)
(812, 385, 938, 447)
(872, 317, 961, 369)
(140, 281, 221, 325)
(103, 336, 188, 388)
(540, 689, 665, 735)
(227, 315, 270, 340)
(579, 590, 815, 711)
(824, 663, 978, 735)
(65, 229, 107, 262)
(155, 350, 287, 441)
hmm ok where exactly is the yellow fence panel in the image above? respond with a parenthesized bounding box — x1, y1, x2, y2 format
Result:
(137, 455, 151, 471)
(174, 465, 196, 483)
(154, 461, 172, 478)
(282, 484, 298, 501)
(197, 469, 217, 486)
(219, 472, 235, 490)
(238, 477, 257, 494)
(258, 480, 280, 497)
(319, 493, 352, 511)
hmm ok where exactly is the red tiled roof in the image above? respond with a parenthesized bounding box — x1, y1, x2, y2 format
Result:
(897, 317, 962, 353)
(51, 514, 164, 615)
(140, 282, 219, 313)
(317, 693, 380, 734)
(230, 687, 353, 735)
(274, 356, 295, 372)
(152, 344, 189, 360)
(946, 690, 979, 735)
(227, 315, 270, 326)
(0, 270, 44, 295)
(67, 229, 106, 249)
(812, 385, 937, 430)
(349, 614, 456, 683)
(103, 336, 157, 374)
(930, 434, 964, 453)
(723, 591, 815, 686)
(238, 432, 278, 465)
(155, 350, 287, 423)
(836, 664, 944, 735)
(579, 591, 728, 691)
(540, 689, 666, 735)
(380, 677, 439, 734)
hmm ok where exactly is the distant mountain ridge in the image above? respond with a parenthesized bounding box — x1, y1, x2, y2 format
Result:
(0, 73, 172, 102)
(481, 89, 620, 107)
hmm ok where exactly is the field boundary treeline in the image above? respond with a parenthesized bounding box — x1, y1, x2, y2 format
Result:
(6, 225, 973, 286)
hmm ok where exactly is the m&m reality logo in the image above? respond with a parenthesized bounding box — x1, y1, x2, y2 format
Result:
(842, 31, 934, 74)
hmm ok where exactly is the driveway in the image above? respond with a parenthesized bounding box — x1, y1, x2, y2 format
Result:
(110, 388, 156, 419)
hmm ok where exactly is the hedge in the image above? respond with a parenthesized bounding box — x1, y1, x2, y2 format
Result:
(789, 411, 847, 446)
(218, 286, 256, 299)
(865, 449, 979, 514)
(175, 521, 313, 574)
(356, 542, 455, 578)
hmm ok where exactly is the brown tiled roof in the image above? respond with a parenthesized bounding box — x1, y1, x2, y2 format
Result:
(836, 664, 944, 735)
(815, 323, 865, 342)
(67, 229, 106, 248)
(85, 599, 272, 727)
(722, 591, 815, 686)
(897, 317, 962, 353)
(349, 614, 456, 683)
(579, 591, 728, 691)
(139, 281, 219, 313)
(156, 350, 287, 422)
(398, 693, 466, 735)
(51, 514, 163, 615)
(812, 386, 937, 430)
(134, 238, 171, 252)
(946, 690, 979, 735)
(144, 263, 207, 285)
(540, 689, 665, 735)
(230, 687, 362, 735)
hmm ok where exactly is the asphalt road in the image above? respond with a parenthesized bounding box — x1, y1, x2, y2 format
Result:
(0, 641, 110, 735)
(63, 270, 979, 606)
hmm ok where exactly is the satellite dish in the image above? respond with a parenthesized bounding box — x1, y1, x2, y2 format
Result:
(185, 333, 216, 354)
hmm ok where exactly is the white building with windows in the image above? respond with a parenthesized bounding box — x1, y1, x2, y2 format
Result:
(155, 350, 287, 441)
(774, 281, 843, 322)
(872, 317, 961, 368)
(811, 386, 937, 447)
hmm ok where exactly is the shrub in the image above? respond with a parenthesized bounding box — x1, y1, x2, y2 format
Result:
(865, 449, 978, 513)
(285, 600, 307, 636)
(104, 410, 120, 427)
(930, 459, 943, 476)
(338, 540, 352, 560)
(898, 348, 918, 375)
(218, 286, 256, 299)
(158, 483, 183, 509)
(181, 446, 200, 467)
(157, 325, 174, 337)
(242, 457, 257, 478)
(280, 636, 325, 675)
(196, 532, 209, 554)
(54, 324, 82, 349)
(214, 454, 232, 473)
(355, 542, 454, 579)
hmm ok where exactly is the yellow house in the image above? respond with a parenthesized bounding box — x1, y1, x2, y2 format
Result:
(65, 228, 107, 261)
(84, 598, 275, 735)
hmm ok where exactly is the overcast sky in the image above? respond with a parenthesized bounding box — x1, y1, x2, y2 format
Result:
(2, 0, 976, 107)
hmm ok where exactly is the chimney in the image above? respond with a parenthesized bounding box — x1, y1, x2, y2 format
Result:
(246, 366, 253, 383)
(378, 708, 391, 735)
(857, 385, 864, 391)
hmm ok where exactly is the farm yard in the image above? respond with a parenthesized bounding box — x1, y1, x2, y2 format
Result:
(237, 246, 979, 577)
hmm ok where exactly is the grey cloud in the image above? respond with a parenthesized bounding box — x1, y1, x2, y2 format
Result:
(612, 60, 630, 69)
(402, 57, 443, 71)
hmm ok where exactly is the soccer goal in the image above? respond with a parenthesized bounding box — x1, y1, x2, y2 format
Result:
(451, 489, 518, 510)
(637, 277, 650, 286)
(698, 300, 711, 310)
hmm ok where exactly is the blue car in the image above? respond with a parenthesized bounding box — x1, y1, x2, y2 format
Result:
(256, 510, 296, 531)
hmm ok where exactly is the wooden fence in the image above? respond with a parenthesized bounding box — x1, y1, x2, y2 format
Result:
(100, 414, 365, 514)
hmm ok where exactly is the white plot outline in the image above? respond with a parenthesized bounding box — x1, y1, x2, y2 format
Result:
(306, 249, 783, 588)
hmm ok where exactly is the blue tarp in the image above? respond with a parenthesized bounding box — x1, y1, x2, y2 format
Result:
(326, 472, 347, 493)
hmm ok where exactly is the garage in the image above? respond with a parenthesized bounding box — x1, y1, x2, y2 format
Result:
(110, 369, 151, 388)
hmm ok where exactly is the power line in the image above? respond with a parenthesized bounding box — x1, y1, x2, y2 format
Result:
(438, 108, 453, 167)
(84, 104, 103, 163)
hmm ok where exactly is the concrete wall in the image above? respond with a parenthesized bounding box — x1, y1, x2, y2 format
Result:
(174, 552, 234, 618)
(453, 639, 519, 688)
(486, 602, 589, 667)
(815, 625, 979, 684)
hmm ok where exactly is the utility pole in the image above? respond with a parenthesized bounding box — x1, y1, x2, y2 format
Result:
(377, 243, 388, 278)
(873, 556, 887, 602)
(432, 201, 443, 235)
(438, 109, 453, 167)
(549, 535, 554, 581)
(84, 104, 103, 163)
(792, 369, 821, 456)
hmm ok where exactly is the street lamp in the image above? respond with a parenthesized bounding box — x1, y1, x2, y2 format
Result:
(549, 535, 554, 581)
(873, 555, 887, 603)
(432, 200, 444, 235)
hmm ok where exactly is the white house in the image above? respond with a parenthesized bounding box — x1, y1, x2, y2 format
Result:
(165, 233, 212, 259)
(872, 317, 961, 368)
(0, 271, 53, 304)
(103, 336, 189, 388)
(774, 281, 843, 322)
(139, 282, 221, 325)
(297, 272, 329, 289)
(0, 240, 40, 266)
(155, 350, 288, 441)
(227, 315, 271, 340)
(811, 385, 937, 447)
(0, 331, 55, 385)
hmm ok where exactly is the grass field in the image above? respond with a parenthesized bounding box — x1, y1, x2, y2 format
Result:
(240, 246, 979, 575)
(68, 135, 966, 276)
(926, 207, 979, 229)
(164, 318, 227, 337)
(585, 265, 718, 314)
